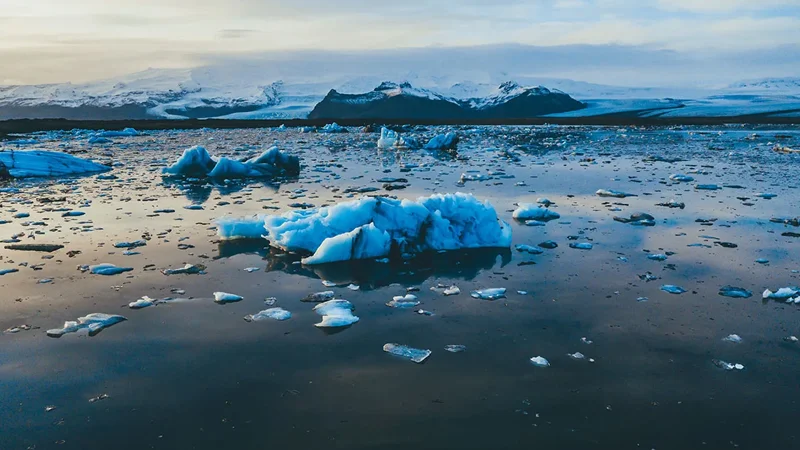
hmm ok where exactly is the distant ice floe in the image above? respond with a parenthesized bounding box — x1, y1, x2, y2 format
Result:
(46, 313, 126, 337)
(383, 343, 431, 363)
(216, 193, 512, 265)
(0, 150, 110, 178)
(313, 299, 359, 328)
(163, 145, 300, 179)
(244, 307, 292, 322)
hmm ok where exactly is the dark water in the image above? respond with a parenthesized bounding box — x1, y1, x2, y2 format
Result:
(1, 125, 799, 449)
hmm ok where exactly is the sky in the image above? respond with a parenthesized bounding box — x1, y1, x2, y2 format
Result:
(1, 0, 799, 86)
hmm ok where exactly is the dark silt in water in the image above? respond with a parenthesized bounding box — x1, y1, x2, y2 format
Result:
(1, 125, 799, 449)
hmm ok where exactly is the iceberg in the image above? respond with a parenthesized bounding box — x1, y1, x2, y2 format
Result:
(216, 193, 512, 265)
(46, 313, 126, 337)
(163, 145, 300, 178)
(313, 299, 359, 328)
(320, 122, 347, 133)
(512, 204, 561, 222)
(424, 132, 459, 150)
(0, 150, 110, 178)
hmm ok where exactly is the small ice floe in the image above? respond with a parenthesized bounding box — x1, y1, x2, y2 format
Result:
(244, 307, 291, 322)
(470, 288, 507, 300)
(45, 405, 57, 412)
(0, 268, 19, 275)
(244, 267, 260, 273)
(656, 199, 685, 209)
(523, 220, 546, 227)
(784, 336, 799, 343)
(313, 299, 359, 328)
(320, 122, 347, 133)
(431, 284, 460, 296)
(722, 334, 743, 343)
(647, 254, 668, 261)
(161, 264, 205, 275)
(128, 296, 156, 309)
(444, 344, 466, 353)
(661, 285, 687, 294)
(581, 337, 593, 344)
(416, 309, 434, 316)
(62, 211, 85, 217)
(529, 356, 550, 367)
(383, 343, 431, 363)
(637, 297, 649, 302)
(712, 359, 744, 371)
(613, 213, 655, 226)
(459, 173, 491, 183)
(0, 150, 110, 178)
(424, 132, 459, 151)
(695, 184, 721, 190)
(184, 204, 204, 210)
(762, 287, 800, 300)
(755, 193, 777, 199)
(512, 204, 560, 222)
(88, 393, 110, 403)
(213, 292, 243, 304)
(719, 286, 753, 298)
(669, 174, 694, 182)
(569, 242, 593, 250)
(302, 290, 336, 303)
(386, 294, 420, 308)
(538, 240, 558, 249)
(596, 189, 637, 198)
(46, 313, 126, 337)
(113, 240, 146, 249)
(78, 264, 133, 276)
(347, 284, 360, 291)
(515, 244, 544, 254)
(567, 352, 586, 360)
(4, 324, 33, 333)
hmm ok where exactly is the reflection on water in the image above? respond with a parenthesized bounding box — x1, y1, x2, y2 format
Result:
(217, 240, 511, 290)
(160, 177, 286, 203)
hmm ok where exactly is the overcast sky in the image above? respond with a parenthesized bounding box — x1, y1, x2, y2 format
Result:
(2, 0, 799, 85)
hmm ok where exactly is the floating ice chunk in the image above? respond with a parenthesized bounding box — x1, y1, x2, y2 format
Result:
(459, 173, 491, 183)
(386, 294, 420, 308)
(695, 184, 721, 190)
(244, 307, 291, 322)
(46, 313, 126, 337)
(536, 198, 553, 206)
(128, 296, 156, 309)
(161, 264, 205, 275)
(762, 287, 800, 300)
(313, 299, 359, 328)
(613, 213, 655, 226)
(245, 146, 300, 175)
(424, 132, 459, 150)
(78, 264, 133, 276)
(302, 223, 392, 265)
(719, 286, 753, 298)
(569, 242, 593, 250)
(377, 127, 400, 149)
(512, 204, 560, 222)
(97, 128, 138, 137)
(470, 288, 507, 300)
(213, 292, 243, 304)
(661, 285, 686, 294)
(114, 240, 146, 249)
(656, 199, 685, 209)
(529, 356, 550, 367)
(444, 344, 466, 353)
(347, 284, 360, 291)
(0, 150, 110, 178)
(785, 336, 799, 343)
(225, 193, 511, 264)
(722, 334, 743, 343)
(244, 267, 260, 273)
(755, 193, 777, 199)
(383, 343, 431, 363)
(320, 122, 346, 133)
(755, 258, 769, 264)
(515, 244, 544, 254)
(567, 352, 586, 360)
(0, 268, 19, 275)
(62, 211, 85, 217)
(162, 146, 215, 176)
(302, 290, 335, 303)
(596, 189, 636, 198)
(712, 359, 744, 371)
(431, 284, 460, 296)
(208, 157, 255, 179)
(648, 254, 668, 261)
(669, 174, 694, 182)
(581, 337, 593, 344)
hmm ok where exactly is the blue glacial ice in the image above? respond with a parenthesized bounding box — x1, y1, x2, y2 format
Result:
(216, 193, 512, 265)
(214, 292, 243, 304)
(78, 264, 133, 275)
(46, 313, 126, 338)
(423, 132, 459, 150)
(383, 343, 431, 363)
(163, 145, 300, 178)
(512, 204, 561, 222)
(529, 356, 550, 367)
(470, 288, 507, 300)
(244, 307, 292, 322)
(0, 150, 111, 178)
(661, 285, 687, 294)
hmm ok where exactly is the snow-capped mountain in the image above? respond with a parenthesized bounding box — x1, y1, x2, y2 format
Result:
(0, 64, 798, 120)
(308, 81, 585, 119)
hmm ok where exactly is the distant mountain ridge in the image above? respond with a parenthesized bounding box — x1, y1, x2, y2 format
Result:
(308, 81, 585, 119)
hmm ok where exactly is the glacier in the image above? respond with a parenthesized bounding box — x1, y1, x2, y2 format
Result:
(216, 193, 512, 265)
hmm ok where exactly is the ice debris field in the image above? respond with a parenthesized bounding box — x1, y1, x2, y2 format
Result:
(1, 123, 800, 449)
